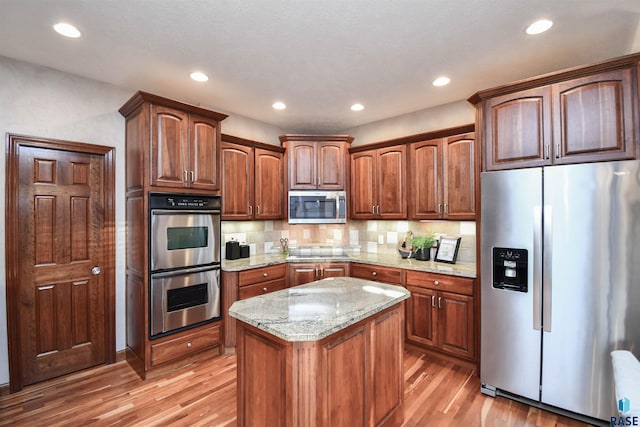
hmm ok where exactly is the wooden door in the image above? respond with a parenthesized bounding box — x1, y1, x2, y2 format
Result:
(484, 86, 552, 170)
(254, 148, 284, 219)
(408, 139, 442, 220)
(443, 133, 475, 220)
(6, 136, 115, 392)
(437, 292, 475, 359)
(221, 142, 253, 220)
(552, 68, 636, 164)
(189, 114, 221, 191)
(288, 263, 318, 287)
(288, 141, 316, 189)
(317, 142, 345, 189)
(377, 146, 407, 219)
(150, 105, 188, 188)
(350, 150, 377, 219)
(405, 287, 437, 348)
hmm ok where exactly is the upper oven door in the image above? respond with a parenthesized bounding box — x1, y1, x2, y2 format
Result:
(150, 210, 220, 271)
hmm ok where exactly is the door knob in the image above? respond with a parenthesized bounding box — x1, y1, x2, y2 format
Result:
(91, 266, 101, 275)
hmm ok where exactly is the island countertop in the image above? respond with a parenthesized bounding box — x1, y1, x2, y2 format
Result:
(228, 277, 410, 342)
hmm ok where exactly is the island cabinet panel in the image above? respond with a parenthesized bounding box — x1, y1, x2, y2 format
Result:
(234, 303, 405, 427)
(289, 262, 349, 287)
(404, 270, 475, 360)
(281, 135, 352, 190)
(221, 137, 285, 220)
(350, 263, 403, 285)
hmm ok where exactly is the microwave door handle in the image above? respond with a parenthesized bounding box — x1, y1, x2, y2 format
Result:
(335, 196, 340, 220)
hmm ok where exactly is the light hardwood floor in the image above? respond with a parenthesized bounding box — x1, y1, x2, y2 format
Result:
(0, 347, 593, 426)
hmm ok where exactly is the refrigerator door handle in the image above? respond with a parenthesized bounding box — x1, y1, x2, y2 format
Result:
(543, 205, 553, 332)
(533, 205, 543, 331)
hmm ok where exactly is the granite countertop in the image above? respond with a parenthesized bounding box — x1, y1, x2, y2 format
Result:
(228, 277, 410, 342)
(222, 252, 477, 278)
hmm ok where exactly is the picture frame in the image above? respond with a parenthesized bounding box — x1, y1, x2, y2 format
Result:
(434, 236, 461, 264)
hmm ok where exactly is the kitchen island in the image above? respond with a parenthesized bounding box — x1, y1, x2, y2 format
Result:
(229, 277, 410, 427)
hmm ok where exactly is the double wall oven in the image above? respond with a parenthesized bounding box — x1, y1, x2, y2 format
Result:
(149, 193, 221, 338)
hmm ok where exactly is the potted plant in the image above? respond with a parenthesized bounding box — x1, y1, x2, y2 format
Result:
(411, 232, 436, 261)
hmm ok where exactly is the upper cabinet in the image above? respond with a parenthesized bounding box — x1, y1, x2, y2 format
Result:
(409, 131, 475, 220)
(221, 135, 285, 220)
(120, 91, 228, 192)
(350, 145, 407, 219)
(470, 57, 639, 171)
(280, 135, 353, 190)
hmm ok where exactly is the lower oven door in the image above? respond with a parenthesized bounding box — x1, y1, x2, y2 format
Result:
(150, 266, 221, 338)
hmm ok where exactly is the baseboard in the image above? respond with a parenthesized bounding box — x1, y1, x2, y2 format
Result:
(0, 383, 9, 397)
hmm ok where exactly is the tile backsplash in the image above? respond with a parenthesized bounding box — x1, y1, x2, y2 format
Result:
(222, 220, 476, 263)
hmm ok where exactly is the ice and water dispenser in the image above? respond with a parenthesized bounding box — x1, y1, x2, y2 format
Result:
(492, 248, 528, 292)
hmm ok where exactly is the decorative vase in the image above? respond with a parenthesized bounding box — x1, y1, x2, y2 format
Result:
(414, 248, 430, 261)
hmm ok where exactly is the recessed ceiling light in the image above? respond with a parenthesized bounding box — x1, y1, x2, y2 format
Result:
(526, 19, 553, 35)
(432, 76, 450, 87)
(53, 22, 81, 38)
(351, 103, 364, 111)
(190, 71, 209, 82)
(272, 101, 286, 110)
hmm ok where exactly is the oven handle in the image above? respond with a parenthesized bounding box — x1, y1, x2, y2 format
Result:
(151, 209, 221, 215)
(151, 265, 220, 279)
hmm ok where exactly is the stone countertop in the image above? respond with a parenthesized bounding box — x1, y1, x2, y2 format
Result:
(222, 252, 477, 278)
(228, 277, 410, 342)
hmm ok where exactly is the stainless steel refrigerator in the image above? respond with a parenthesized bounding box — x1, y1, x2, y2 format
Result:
(480, 160, 640, 422)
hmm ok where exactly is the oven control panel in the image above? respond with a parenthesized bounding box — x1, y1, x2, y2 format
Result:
(149, 193, 221, 210)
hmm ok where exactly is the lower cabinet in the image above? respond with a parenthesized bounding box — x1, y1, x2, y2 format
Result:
(405, 270, 475, 360)
(350, 262, 403, 285)
(150, 323, 221, 367)
(288, 262, 349, 287)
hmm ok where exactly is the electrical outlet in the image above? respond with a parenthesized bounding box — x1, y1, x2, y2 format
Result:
(378, 235, 384, 244)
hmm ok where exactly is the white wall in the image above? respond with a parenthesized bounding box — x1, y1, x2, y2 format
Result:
(342, 100, 475, 146)
(0, 56, 283, 387)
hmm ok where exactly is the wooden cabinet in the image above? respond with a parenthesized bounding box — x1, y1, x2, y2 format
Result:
(280, 135, 353, 190)
(405, 270, 475, 360)
(222, 264, 287, 351)
(119, 92, 227, 379)
(350, 262, 403, 285)
(475, 64, 637, 171)
(288, 262, 349, 287)
(409, 132, 475, 220)
(221, 135, 285, 220)
(350, 145, 407, 219)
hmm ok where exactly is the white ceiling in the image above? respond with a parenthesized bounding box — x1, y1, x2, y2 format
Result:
(1, 1, 640, 133)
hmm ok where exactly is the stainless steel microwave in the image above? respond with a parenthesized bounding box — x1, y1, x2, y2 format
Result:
(288, 191, 347, 224)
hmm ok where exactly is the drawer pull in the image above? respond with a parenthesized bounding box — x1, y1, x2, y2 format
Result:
(263, 287, 268, 292)
(187, 342, 192, 348)
(263, 273, 268, 277)
(434, 280, 439, 286)
(372, 271, 377, 276)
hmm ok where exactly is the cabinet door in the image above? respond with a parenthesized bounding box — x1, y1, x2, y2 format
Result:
(552, 68, 636, 164)
(443, 133, 475, 219)
(189, 114, 220, 191)
(317, 142, 346, 189)
(288, 263, 319, 287)
(408, 139, 442, 219)
(288, 141, 316, 189)
(255, 149, 284, 219)
(321, 262, 349, 278)
(239, 279, 287, 300)
(150, 105, 188, 188)
(350, 263, 403, 285)
(406, 286, 437, 348)
(221, 142, 253, 220)
(484, 87, 552, 170)
(377, 146, 407, 219)
(350, 150, 377, 219)
(438, 292, 475, 359)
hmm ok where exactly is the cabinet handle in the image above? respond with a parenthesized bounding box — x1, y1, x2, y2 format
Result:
(263, 287, 268, 292)
(555, 143, 560, 159)
(377, 205, 381, 215)
(372, 271, 377, 276)
(183, 170, 188, 182)
(320, 267, 324, 277)
(443, 204, 448, 214)
(187, 342, 192, 348)
(545, 145, 550, 160)
(438, 203, 442, 214)
(248, 205, 253, 215)
(372, 205, 376, 215)
(438, 297, 442, 309)
(431, 295, 436, 307)
(263, 273, 268, 277)
(256, 205, 260, 215)
(434, 280, 439, 286)
(190, 170, 195, 182)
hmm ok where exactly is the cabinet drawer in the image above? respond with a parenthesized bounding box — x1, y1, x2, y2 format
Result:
(239, 278, 287, 300)
(350, 263, 403, 285)
(150, 323, 221, 366)
(405, 270, 473, 296)
(239, 264, 287, 286)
